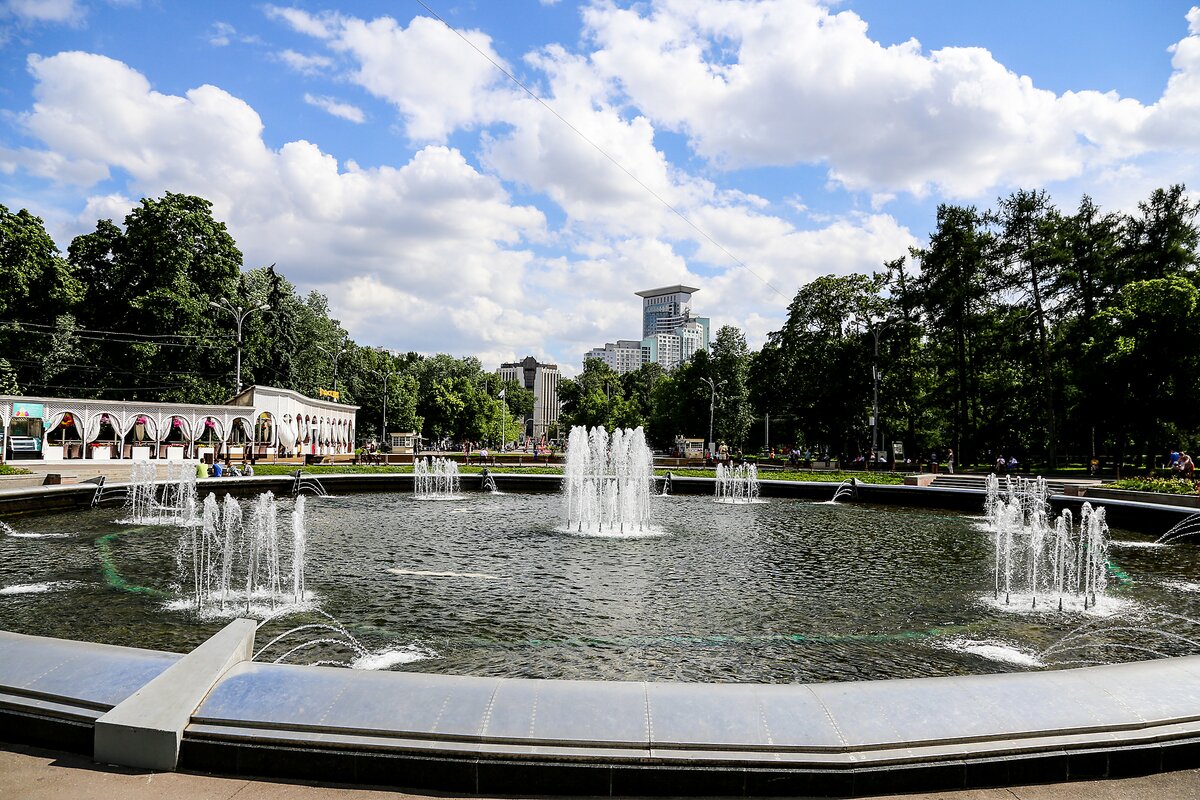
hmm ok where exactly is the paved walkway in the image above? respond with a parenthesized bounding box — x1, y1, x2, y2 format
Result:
(4, 743, 1200, 800)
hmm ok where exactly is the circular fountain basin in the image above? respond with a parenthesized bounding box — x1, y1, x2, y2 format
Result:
(3, 489, 1200, 682)
(4, 477, 1200, 795)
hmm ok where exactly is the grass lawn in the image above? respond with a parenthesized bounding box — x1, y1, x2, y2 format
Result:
(0, 464, 32, 475)
(251, 463, 905, 484)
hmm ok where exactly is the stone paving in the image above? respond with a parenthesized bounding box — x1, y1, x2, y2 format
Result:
(4, 742, 1200, 799)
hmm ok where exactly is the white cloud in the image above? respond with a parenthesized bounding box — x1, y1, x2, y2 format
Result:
(250, 5, 930, 361)
(26, 4, 1200, 367)
(277, 49, 334, 75)
(303, 93, 365, 123)
(579, 0, 1197, 199)
(209, 21, 235, 47)
(263, 4, 342, 39)
(4, 0, 84, 25)
(15, 51, 549, 364)
(266, 8, 513, 142)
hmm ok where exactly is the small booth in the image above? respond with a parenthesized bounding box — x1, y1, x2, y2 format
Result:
(6, 402, 45, 460)
(226, 418, 252, 461)
(387, 431, 422, 454)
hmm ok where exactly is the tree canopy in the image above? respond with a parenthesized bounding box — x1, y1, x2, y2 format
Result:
(3, 184, 1198, 469)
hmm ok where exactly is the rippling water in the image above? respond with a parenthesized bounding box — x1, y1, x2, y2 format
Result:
(3, 490, 1200, 683)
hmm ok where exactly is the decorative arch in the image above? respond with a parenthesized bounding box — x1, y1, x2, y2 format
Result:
(124, 414, 158, 450)
(197, 416, 224, 444)
(255, 411, 275, 444)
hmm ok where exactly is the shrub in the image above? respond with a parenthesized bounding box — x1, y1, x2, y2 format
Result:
(1108, 477, 1197, 495)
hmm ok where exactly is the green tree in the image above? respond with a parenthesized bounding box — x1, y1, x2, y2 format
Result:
(66, 193, 242, 402)
(0, 205, 84, 392)
(912, 204, 999, 465)
(1084, 276, 1200, 468)
(757, 274, 883, 458)
(559, 358, 626, 431)
(621, 362, 666, 436)
(1122, 184, 1199, 283)
(995, 189, 1065, 465)
(709, 325, 753, 448)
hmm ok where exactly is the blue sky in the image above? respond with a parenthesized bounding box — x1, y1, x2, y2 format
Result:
(2, 1, 1198, 374)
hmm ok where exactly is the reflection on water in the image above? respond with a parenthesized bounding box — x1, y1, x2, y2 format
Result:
(3, 491, 1200, 683)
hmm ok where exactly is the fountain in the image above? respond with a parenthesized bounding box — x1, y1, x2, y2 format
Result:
(413, 457, 461, 499)
(176, 491, 308, 616)
(562, 425, 654, 535)
(292, 471, 329, 497)
(985, 474, 1110, 610)
(124, 460, 197, 525)
(714, 462, 760, 503)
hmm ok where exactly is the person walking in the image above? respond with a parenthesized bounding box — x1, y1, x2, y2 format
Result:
(947, 448, 955, 474)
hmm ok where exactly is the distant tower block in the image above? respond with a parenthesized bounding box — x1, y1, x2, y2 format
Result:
(498, 356, 560, 440)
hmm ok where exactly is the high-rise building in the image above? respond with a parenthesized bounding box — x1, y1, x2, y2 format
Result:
(638, 285, 700, 337)
(585, 285, 711, 374)
(585, 340, 648, 374)
(498, 356, 560, 441)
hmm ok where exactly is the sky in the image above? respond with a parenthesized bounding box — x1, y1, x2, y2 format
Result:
(1, 1, 1198, 376)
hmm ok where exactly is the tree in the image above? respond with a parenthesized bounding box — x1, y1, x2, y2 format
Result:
(912, 204, 999, 465)
(995, 189, 1065, 465)
(66, 193, 242, 402)
(709, 325, 753, 447)
(1084, 276, 1200, 468)
(759, 274, 883, 457)
(0, 205, 84, 392)
(621, 363, 666, 437)
(1122, 184, 1199, 283)
(0, 358, 19, 395)
(558, 358, 626, 431)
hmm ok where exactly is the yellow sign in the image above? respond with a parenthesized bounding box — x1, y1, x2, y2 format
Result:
(318, 388, 340, 401)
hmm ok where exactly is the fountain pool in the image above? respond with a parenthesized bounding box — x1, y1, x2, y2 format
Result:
(3, 488, 1200, 683)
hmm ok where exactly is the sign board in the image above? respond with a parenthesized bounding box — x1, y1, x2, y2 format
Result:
(317, 389, 340, 401)
(12, 402, 44, 419)
(892, 441, 905, 458)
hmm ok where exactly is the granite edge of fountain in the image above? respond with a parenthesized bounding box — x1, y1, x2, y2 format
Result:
(3, 476, 1200, 793)
(4, 624, 1200, 795)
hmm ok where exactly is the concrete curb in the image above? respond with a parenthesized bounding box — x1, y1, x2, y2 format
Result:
(93, 619, 256, 770)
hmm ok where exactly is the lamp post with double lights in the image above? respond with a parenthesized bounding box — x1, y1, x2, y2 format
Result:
(373, 369, 399, 449)
(700, 376, 723, 462)
(861, 318, 893, 471)
(316, 338, 348, 396)
(209, 299, 270, 395)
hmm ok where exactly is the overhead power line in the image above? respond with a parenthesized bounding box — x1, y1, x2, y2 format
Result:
(1, 319, 223, 340)
(0, 322, 230, 350)
(410, 0, 786, 301)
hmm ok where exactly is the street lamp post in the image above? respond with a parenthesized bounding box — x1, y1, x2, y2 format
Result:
(700, 377, 722, 460)
(209, 299, 270, 394)
(373, 369, 399, 447)
(315, 339, 348, 395)
(862, 319, 892, 471)
(498, 387, 507, 452)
